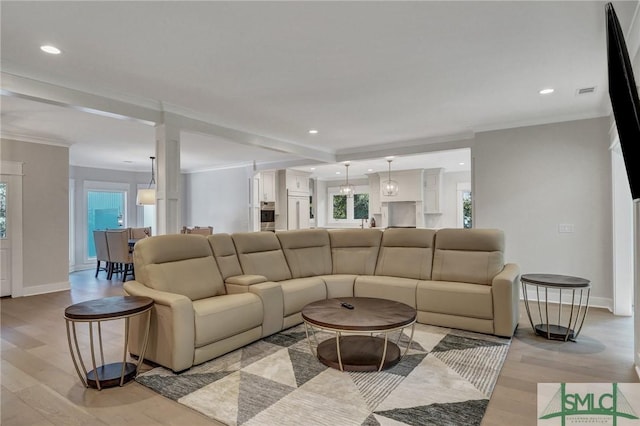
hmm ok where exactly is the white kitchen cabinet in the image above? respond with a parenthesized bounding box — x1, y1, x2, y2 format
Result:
(286, 170, 310, 195)
(259, 170, 276, 202)
(423, 168, 443, 214)
(287, 195, 310, 230)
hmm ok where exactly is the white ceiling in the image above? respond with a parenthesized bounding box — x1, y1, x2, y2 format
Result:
(1, 1, 638, 177)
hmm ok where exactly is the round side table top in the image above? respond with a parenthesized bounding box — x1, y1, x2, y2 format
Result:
(301, 297, 416, 331)
(521, 273, 591, 288)
(65, 295, 154, 320)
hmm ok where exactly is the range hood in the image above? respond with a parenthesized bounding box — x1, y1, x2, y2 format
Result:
(387, 201, 417, 227)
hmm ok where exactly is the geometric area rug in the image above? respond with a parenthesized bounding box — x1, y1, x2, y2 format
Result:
(136, 323, 511, 426)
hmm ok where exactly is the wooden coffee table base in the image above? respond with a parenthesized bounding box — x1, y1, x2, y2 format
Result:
(317, 335, 402, 372)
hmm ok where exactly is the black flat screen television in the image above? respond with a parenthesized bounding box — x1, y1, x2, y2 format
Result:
(606, 2, 640, 201)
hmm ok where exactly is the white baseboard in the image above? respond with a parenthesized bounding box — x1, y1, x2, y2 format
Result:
(521, 288, 613, 313)
(21, 281, 71, 297)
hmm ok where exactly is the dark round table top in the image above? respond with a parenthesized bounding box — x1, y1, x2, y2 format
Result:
(301, 297, 416, 331)
(521, 273, 591, 288)
(65, 296, 154, 320)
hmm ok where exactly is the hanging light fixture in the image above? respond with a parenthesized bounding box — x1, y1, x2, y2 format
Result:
(339, 161, 355, 198)
(382, 157, 399, 196)
(136, 156, 156, 205)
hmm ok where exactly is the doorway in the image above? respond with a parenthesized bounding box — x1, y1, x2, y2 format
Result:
(0, 161, 24, 297)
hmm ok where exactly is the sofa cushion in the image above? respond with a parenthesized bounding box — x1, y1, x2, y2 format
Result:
(192, 293, 263, 347)
(276, 229, 332, 278)
(416, 280, 493, 320)
(208, 234, 243, 280)
(232, 232, 292, 282)
(329, 229, 382, 275)
(133, 234, 225, 300)
(354, 276, 418, 308)
(280, 277, 327, 316)
(431, 229, 504, 285)
(319, 274, 356, 299)
(375, 228, 435, 280)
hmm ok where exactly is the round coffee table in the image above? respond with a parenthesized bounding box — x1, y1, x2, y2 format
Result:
(521, 273, 591, 342)
(64, 295, 153, 390)
(301, 297, 416, 372)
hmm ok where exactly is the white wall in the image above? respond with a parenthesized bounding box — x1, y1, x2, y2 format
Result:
(1, 139, 69, 294)
(184, 167, 252, 234)
(473, 117, 613, 306)
(424, 170, 471, 229)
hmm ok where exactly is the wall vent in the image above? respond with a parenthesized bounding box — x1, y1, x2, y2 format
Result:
(576, 86, 596, 95)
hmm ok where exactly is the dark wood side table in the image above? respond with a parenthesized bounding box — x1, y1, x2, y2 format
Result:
(301, 297, 416, 372)
(521, 274, 591, 342)
(64, 296, 153, 390)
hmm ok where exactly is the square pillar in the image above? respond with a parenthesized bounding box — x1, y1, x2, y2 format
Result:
(155, 123, 181, 235)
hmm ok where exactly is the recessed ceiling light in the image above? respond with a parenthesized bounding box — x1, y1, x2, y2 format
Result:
(336, 171, 341, 175)
(308, 129, 318, 134)
(459, 162, 465, 166)
(367, 168, 373, 172)
(123, 160, 134, 163)
(40, 45, 61, 55)
(310, 167, 316, 170)
(539, 88, 554, 95)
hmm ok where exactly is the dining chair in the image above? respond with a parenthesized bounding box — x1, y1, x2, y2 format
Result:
(93, 230, 111, 278)
(129, 227, 152, 239)
(182, 226, 213, 235)
(106, 229, 134, 281)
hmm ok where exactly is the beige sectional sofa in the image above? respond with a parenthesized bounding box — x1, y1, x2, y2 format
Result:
(124, 228, 520, 372)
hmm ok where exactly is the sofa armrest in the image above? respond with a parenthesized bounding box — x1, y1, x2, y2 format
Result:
(225, 275, 268, 294)
(249, 282, 284, 337)
(491, 263, 520, 337)
(123, 280, 195, 372)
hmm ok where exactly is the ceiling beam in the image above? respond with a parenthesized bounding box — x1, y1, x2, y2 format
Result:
(336, 132, 474, 162)
(165, 112, 336, 164)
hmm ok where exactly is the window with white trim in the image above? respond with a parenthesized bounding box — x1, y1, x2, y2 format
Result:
(328, 185, 369, 224)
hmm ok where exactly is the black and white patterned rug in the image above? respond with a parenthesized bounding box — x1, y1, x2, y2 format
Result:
(136, 323, 511, 426)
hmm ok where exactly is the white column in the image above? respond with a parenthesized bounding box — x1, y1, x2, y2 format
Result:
(635, 199, 640, 379)
(610, 141, 634, 316)
(155, 123, 181, 235)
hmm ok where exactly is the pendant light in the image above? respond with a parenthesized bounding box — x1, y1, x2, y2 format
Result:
(382, 157, 399, 196)
(136, 156, 156, 205)
(339, 162, 355, 198)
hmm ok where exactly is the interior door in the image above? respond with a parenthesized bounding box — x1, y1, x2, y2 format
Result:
(0, 181, 11, 296)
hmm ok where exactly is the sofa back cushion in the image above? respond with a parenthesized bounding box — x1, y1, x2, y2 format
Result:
(375, 228, 436, 280)
(133, 234, 225, 300)
(329, 229, 382, 275)
(431, 228, 505, 285)
(207, 234, 243, 280)
(276, 229, 332, 278)
(232, 232, 292, 282)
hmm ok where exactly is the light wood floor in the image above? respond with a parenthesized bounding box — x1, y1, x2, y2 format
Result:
(1, 270, 637, 425)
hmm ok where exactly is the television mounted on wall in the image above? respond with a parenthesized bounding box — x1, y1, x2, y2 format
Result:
(606, 2, 640, 201)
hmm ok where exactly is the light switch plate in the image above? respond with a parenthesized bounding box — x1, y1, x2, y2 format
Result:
(558, 224, 575, 233)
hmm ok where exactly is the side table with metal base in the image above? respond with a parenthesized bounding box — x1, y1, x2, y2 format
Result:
(64, 295, 153, 390)
(521, 273, 591, 342)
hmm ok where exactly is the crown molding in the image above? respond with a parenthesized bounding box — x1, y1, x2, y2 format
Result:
(0, 132, 71, 147)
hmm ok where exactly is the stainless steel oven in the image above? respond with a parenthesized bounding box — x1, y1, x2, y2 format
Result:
(260, 201, 275, 231)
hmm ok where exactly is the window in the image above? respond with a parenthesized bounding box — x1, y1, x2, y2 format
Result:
(329, 186, 369, 223)
(354, 193, 369, 219)
(87, 190, 126, 257)
(462, 191, 472, 228)
(457, 182, 472, 228)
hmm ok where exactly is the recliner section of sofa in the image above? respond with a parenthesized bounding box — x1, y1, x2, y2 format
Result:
(125, 227, 520, 372)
